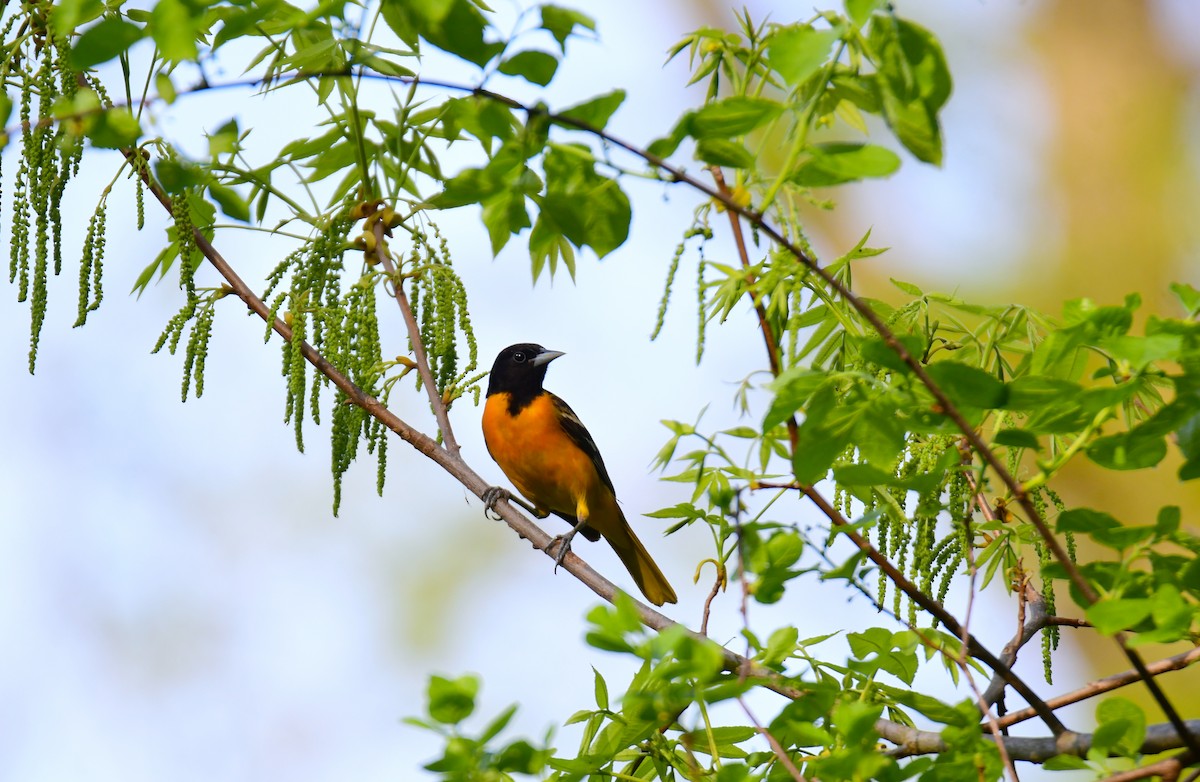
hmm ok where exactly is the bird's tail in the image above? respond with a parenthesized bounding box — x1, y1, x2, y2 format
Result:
(605, 517, 677, 606)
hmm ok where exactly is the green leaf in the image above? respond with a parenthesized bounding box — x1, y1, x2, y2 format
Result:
(479, 703, 517, 743)
(1093, 697, 1146, 756)
(427, 674, 479, 724)
(858, 334, 924, 373)
(1086, 431, 1167, 471)
(208, 183, 251, 222)
(695, 138, 754, 168)
(540, 145, 630, 258)
(498, 50, 559, 86)
(52, 0, 105, 36)
(1087, 598, 1153, 635)
(868, 17, 951, 165)
(540, 5, 595, 51)
(762, 627, 798, 667)
(688, 97, 783, 138)
(1055, 508, 1120, 534)
(411, 0, 455, 24)
(924, 362, 1007, 408)
(154, 72, 177, 105)
(592, 667, 609, 710)
(70, 17, 144, 69)
(148, 0, 200, 62)
(154, 158, 205, 194)
(845, 0, 883, 28)
(993, 428, 1040, 450)
(416, 0, 503, 67)
(481, 188, 532, 255)
(1098, 334, 1182, 369)
(768, 25, 838, 86)
(764, 367, 827, 430)
(791, 143, 900, 186)
(1170, 281, 1200, 316)
(85, 108, 142, 148)
(879, 88, 940, 165)
(1156, 505, 1181, 535)
(1003, 376, 1082, 410)
(647, 114, 691, 159)
(765, 532, 803, 568)
(558, 90, 626, 130)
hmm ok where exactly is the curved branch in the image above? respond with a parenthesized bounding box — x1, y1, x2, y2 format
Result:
(371, 217, 460, 456)
(997, 646, 1200, 730)
(880, 718, 1200, 764)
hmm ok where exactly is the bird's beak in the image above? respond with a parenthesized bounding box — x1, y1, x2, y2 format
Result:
(532, 350, 565, 367)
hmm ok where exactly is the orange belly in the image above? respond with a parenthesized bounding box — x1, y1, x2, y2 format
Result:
(482, 392, 602, 521)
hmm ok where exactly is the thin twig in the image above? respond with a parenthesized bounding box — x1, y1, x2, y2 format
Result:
(1098, 753, 1188, 782)
(881, 719, 1200, 762)
(997, 646, 1200, 730)
(372, 218, 460, 456)
(738, 697, 809, 782)
(698, 561, 723, 637)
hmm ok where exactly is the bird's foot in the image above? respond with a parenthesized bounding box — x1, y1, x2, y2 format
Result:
(482, 486, 510, 520)
(548, 532, 575, 572)
(548, 518, 590, 573)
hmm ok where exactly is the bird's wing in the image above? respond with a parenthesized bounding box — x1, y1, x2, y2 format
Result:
(548, 392, 617, 497)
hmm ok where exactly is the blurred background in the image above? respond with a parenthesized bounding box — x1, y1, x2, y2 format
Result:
(2, 1, 1200, 779)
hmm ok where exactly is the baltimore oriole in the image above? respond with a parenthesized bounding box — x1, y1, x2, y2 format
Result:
(482, 343, 678, 606)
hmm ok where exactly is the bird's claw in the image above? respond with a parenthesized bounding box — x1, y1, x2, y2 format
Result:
(482, 486, 509, 520)
(549, 534, 573, 573)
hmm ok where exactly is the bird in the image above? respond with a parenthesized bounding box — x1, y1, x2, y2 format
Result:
(481, 343, 678, 606)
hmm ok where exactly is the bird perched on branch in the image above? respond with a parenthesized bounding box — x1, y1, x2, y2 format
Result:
(481, 343, 677, 606)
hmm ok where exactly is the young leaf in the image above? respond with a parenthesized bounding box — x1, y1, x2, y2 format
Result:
(70, 17, 144, 69)
(540, 5, 596, 51)
(791, 143, 900, 187)
(498, 50, 559, 86)
(924, 362, 1007, 409)
(767, 24, 838, 85)
(688, 97, 783, 138)
(558, 90, 626, 130)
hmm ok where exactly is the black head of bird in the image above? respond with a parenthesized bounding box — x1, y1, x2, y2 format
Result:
(486, 343, 565, 404)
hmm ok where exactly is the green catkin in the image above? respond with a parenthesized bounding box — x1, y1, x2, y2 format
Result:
(180, 301, 215, 401)
(652, 238, 685, 341)
(74, 202, 106, 327)
(173, 195, 198, 315)
(374, 420, 388, 497)
(11, 70, 33, 296)
(287, 305, 308, 453)
(1033, 485, 1066, 683)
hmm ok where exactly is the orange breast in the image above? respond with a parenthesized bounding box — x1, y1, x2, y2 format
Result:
(482, 392, 603, 520)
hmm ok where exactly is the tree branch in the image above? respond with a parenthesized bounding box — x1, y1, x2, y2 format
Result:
(997, 645, 1200, 730)
(371, 217, 461, 456)
(881, 718, 1200, 764)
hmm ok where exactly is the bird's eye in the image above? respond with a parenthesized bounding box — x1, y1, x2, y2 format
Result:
(512, 351, 526, 363)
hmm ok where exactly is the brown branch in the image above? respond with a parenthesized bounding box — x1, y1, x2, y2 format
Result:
(371, 218, 460, 456)
(997, 645, 1200, 730)
(1099, 753, 1188, 782)
(800, 485, 1066, 735)
(981, 582, 1049, 708)
(710, 166, 781, 377)
(881, 719, 1200, 763)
